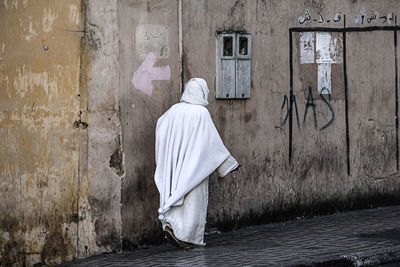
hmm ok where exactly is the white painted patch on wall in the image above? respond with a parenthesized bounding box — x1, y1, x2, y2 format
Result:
(317, 63, 331, 94)
(0, 43, 5, 62)
(42, 8, 58, 33)
(132, 52, 171, 97)
(25, 21, 37, 41)
(13, 65, 58, 98)
(316, 33, 333, 63)
(0, 111, 4, 124)
(135, 24, 169, 59)
(69, 4, 80, 25)
(300, 32, 314, 64)
(3, 0, 18, 9)
(0, 74, 11, 98)
(300, 32, 342, 94)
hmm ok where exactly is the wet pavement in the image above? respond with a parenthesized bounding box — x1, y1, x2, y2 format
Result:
(60, 205, 400, 266)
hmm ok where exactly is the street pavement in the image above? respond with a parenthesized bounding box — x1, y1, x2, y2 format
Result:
(60, 205, 400, 266)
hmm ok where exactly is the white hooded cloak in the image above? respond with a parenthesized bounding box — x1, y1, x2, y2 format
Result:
(154, 78, 238, 245)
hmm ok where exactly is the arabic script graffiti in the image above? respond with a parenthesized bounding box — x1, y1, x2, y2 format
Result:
(298, 11, 341, 25)
(353, 9, 393, 25)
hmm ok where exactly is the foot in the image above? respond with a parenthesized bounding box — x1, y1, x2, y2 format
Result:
(183, 242, 196, 250)
(164, 226, 182, 248)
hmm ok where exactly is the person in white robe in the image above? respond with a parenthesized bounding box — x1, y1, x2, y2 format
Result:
(154, 78, 238, 249)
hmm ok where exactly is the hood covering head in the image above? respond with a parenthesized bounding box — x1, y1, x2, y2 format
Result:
(180, 78, 209, 106)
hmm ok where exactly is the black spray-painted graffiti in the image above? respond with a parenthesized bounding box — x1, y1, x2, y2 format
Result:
(281, 86, 334, 131)
(298, 9, 395, 25)
(289, 24, 399, 173)
(281, 94, 300, 129)
(298, 10, 341, 24)
(354, 9, 393, 25)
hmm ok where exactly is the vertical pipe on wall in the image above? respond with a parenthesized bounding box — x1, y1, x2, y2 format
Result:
(343, 15, 350, 176)
(394, 16, 399, 172)
(179, 0, 183, 94)
(289, 29, 293, 163)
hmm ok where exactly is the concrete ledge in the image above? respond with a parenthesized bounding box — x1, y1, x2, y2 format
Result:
(343, 245, 400, 266)
(309, 245, 400, 267)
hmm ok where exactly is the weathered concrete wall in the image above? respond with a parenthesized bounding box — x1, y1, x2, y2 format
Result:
(0, 0, 123, 265)
(119, 0, 400, 247)
(183, 0, 400, 230)
(182, 0, 400, 229)
(118, 0, 180, 249)
(83, 0, 122, 255)
(3, 0, 400, 265)
(0, 0, 84, 265)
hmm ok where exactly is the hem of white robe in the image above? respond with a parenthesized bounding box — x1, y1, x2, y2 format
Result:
(162, 219, 206, 246)
(161, 178, 208, 246)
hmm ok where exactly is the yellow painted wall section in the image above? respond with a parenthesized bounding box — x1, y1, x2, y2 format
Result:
(0, 0, 84, 265)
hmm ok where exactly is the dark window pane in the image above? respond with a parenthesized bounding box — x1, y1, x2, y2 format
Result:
(239, 37, 248, 55)
(223, 36, 233, 56)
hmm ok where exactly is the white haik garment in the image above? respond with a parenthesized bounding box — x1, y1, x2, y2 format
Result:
(154, 78, 238, 245)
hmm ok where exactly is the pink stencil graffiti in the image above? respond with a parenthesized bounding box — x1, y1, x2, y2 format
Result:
(132, 52, 171, 97)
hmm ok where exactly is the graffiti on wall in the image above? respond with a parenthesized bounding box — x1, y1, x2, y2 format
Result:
(298, 9, 394, 25)
(132, 52, 171, 97)
(353, 9, 393, 25)
(298, 10, 341, 24)
(281, 86, 335, 131)
(290, 10, 399, 174)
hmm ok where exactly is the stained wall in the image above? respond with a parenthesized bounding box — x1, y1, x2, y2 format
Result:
(0, 0, 84, 265)
(119, 0, 400, 245)
(181, 0, 400, 230)
(2, 0, 400, 266)
(0, 0, 122, 265)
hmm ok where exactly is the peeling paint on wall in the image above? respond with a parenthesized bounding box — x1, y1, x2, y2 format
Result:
(25, 20, 37, 41)
(135, 24, 169, 59)
(316, 32, 341, 64)
(42, 8, 58, 33)
(2, 1, 400, 266)
(3, 0, 19, 9)
(299, 32, 342, 94)
(317, 63, 331, 94)
(300, 32, 314, 64)
(13, 66, 58, 98)
(0, 43, 5, 65)
(69, 4, 80, 26)
(0, 1, 86, 265)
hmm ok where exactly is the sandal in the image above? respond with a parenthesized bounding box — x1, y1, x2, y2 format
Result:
(164, 226, 183, 248)
(183, 242, 196, 250)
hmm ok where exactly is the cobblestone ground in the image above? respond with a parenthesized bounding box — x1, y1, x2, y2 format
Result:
(60, 205, 400, 266)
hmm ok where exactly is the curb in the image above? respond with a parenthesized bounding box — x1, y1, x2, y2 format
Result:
(342, 245, 400, 266)
(302, 245, 400, 266)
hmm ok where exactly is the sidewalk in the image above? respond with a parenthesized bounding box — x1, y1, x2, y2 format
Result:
(60, 205, 400, 266)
